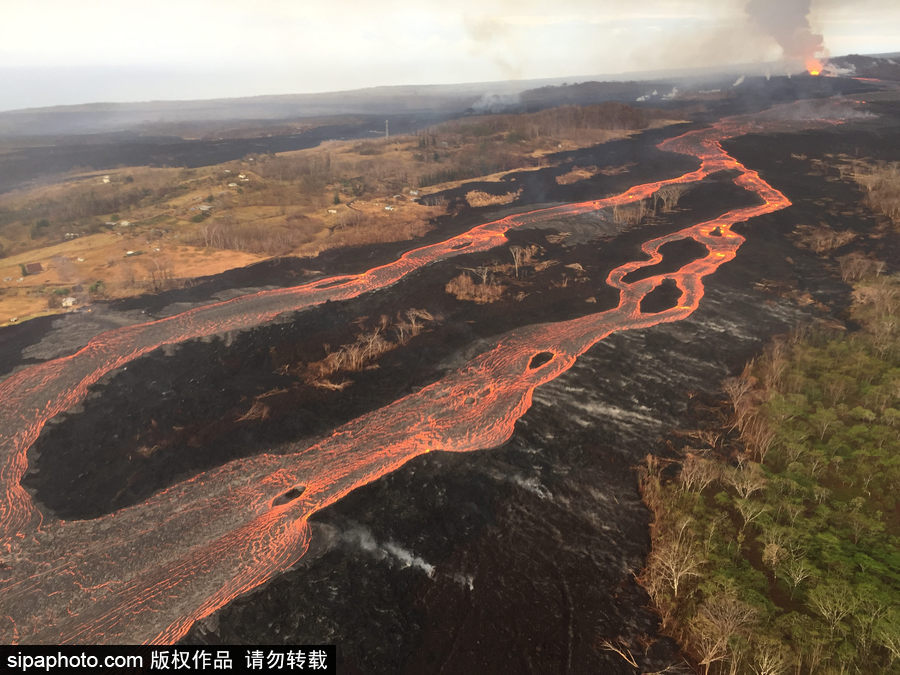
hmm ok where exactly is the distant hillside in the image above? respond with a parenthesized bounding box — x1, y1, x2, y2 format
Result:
(519, 74, 874, 117)
(0, 80, 552, 139)
(3, 52, 895, 140)
(828, 53, 900, 81)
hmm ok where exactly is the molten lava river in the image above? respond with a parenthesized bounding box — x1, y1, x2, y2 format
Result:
(0, 102, 848, 644)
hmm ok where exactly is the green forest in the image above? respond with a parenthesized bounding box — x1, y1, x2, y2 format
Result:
(638, 274, 899, 674)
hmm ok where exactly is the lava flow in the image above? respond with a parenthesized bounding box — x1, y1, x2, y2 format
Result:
(0, 101, 850, 644)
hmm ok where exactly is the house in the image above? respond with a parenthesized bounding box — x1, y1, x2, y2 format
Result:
(101, 175, 110, 184)
(384, 205, 395, 212)
(228, 182, 238, 187)
(24, 262, 43, 275)
(61, 297, 77, 308)
(327, 209, 338, 214)
(198, 204, 212, 212)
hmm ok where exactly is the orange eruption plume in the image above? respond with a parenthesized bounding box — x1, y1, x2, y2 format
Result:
(806, 58, 823, 76)
(0, 100, 853, 644)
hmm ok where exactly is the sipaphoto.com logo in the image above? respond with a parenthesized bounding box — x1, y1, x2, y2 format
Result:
(1, 645, 336, 673)
(5, 650, 143, 672)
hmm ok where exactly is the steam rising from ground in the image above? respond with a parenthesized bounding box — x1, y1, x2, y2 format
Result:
(755, 99, 875, 123)
(342, 526, 436, 577)
(340, 526, 479, 589)
(470, 92, 521, 114)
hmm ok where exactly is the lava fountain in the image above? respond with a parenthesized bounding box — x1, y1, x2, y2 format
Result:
(806, 57, 823, 76)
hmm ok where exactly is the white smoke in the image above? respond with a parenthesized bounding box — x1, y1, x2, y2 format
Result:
(510, 474, 553, 500)
(470, 92, 520, 114)
(823, 62, 857, 77)
(341, 526, 435, 577)
(383, 542, 436, 577)
(745, 0, 826, 67)
(452, 573, 475, 591)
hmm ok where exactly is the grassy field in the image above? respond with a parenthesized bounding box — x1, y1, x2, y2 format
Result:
(0, 234, 262, 323)
(0, 103, 680, 324)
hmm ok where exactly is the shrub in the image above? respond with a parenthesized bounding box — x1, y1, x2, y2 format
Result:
(445, 272, 504, 303)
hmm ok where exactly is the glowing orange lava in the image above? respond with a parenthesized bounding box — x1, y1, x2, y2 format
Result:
(806, 57, 823, 76)
(0, 100, 852, 644)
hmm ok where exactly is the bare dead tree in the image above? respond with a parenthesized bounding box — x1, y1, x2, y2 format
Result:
(735, 498, 768, 532)
(726, 462, 767, 500)
(598, 639, 638, 668)
(742, 415, 776, 464)
(690, 592, 757, 675)
(509, 245, 525, 279)
(723, 375, 756, 431)
(655, 185, 684, 213)
(874, 613, 900, 668)
(838, 252, 884, 282)
(679, 454, 720, 493)
(780, 555, 812, 599)
(460, 265, 491, 284)
(647, 520, 704, 599)
(751, 639, 789, 675)
(690, 427, 724, 450)
(637, 454, 664, 510)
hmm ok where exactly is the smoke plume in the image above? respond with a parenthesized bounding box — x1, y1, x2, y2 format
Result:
(746, 0, 825, 68)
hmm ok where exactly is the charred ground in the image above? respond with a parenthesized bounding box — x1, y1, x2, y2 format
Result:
(179, 94, 896, 672)
(1, 77, 896, 670)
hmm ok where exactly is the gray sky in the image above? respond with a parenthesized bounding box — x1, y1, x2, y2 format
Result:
(1, 0, 898, 111)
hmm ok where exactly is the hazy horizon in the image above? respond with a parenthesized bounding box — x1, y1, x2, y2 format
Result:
(0, 59, 779, 113)
(2, 0, 899, 112)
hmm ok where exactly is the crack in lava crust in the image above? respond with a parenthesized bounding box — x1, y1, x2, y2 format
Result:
(0, 102, 844, 644)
